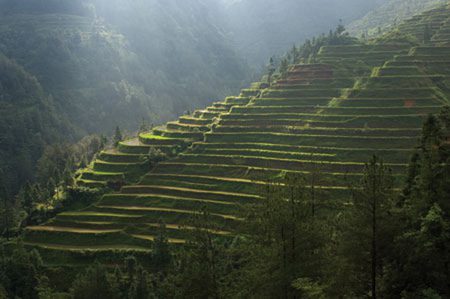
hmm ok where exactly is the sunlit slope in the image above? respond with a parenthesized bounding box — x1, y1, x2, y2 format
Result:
(25, 6, 450, 255)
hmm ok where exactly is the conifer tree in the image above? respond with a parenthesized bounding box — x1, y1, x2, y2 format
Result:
(267, 57, 276, 85)
(113, 126, 123, 147)
(152, 220, 172, 272)
(279, 58, 289, 79)
(380, 108, 450, 297)
(70, 263, 119, 299)
(139, 118, 149, 134)
(338, 156, 394, 299)
(423, 24, 431, 44)
(179, 208, 221, 299)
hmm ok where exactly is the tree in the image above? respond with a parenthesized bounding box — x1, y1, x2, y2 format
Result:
(19, 183, 35, 220)
(70, 263, 119, 299)
(229, 173, 329, 298)
(178, 208, 223, 299)
(152, 221, 172, 272)
(0, 241, 44, 299)
(290, 44, 299, 63)
(147, 147, 167, 166)
(336, 23, 346, 35)
(139, 118, 149, 134)
(380, 108, 450, 297)
(423, 24, 431, 44)
(337, 156, 395, 298)
(0, 173, 17, 240)
(279, 58, 289, 79)
(267, 57, 276, 85)
(113, 126, 123, 147)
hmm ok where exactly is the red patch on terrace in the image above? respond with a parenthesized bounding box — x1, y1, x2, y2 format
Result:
(404, 100, 416, 108)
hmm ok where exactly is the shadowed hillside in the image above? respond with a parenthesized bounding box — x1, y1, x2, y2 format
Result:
(0, 0, 250, 195)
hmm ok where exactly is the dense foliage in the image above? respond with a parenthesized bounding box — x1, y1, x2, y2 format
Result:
(0, 54, 76, 195)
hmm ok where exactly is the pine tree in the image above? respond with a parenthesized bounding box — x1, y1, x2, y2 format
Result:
(0, 173, 16, 240)
(139, 118, 149, 134)
(267, 57, 276, 85)
(70, 263, 119, 299)
(179, 208, 222, 299)
(152, 220, 172, 272)
(279, 58, 289, 79)
(381, 108, 450, 297)
(230, 173, 329, 298)
(291, 44, 299, 63)
(113, 126, 123, 147)
(423, 24, 431, 44)
(338, 156, 394, 298)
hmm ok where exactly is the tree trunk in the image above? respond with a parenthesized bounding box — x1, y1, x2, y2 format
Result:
(371, 182, 377, 299)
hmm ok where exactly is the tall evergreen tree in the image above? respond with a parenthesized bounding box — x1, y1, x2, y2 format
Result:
(230, 173, 329, 298)
(152, 221, 172, 272)
(178, 208, 223, 299)
(267, 57, 276, 85)
(381, 109, 450, 297)
(70, 263, 119, 299)
(113, 126, 123, 147)
(336, 156, 394, 298)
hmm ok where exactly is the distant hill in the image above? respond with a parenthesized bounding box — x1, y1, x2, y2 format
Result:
(0, 0, 249, 134)
(0, 0, 249, 194)
(347, 0, 448, 37)
(221, 0, 388, 65)
(0, 54, 75, 193)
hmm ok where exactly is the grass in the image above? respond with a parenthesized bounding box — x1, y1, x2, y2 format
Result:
(139, 133, 177, 140)
(25, 242, 152, 252)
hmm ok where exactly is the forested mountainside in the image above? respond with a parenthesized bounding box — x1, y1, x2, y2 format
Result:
(0, 54, 77, 194)
(347, 0, 449, 37)
(0, 0, 248, 134)
(221, 0, 388, 64)
(0, 0, 249, 195)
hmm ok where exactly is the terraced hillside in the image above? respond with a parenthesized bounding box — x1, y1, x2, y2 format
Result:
(25, 4, 450, 256)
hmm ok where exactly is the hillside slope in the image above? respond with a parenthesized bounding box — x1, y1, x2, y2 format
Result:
(222, 0, 388, 64)
(347, 0, 448, 37)
(0, 0, 249, 195)
(0, 54, 76, 193)
(24, 4, 450, 256)
(0, 0, 249, 133)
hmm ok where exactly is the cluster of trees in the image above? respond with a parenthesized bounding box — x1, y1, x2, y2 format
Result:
(1, 108, 448, 298)
(275, 25, 357, 80)
(0, 135, 106, 240)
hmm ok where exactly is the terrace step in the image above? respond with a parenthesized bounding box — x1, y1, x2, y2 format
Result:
(92, 205, 241, 221)
(213, 125, 422, 137)
(121, 185, 261, 203)
(176, 153, 408, 174)
(204, 132, 418, 149)
(25, 242, 152, 252)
